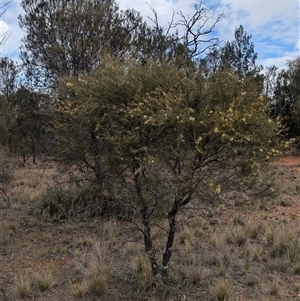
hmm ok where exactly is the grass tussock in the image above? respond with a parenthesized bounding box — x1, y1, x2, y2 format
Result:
(189, 262, 203, 285)
(269, 229, 300, 261)
(212, 277, 232, 301)
(15, 273, 31, 298)
(34, 271, 55, 292)
(230, 225, 248, 247)
(135, 253, 153, 285)
(70, 282, 88, 299)
(269, 277, 280, 296)
(72, 240, 112, 297)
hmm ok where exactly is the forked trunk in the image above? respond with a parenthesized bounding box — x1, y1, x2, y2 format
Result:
(162, 193, 192, 278)
(141, 205, 159, 276)
(162, 204, 178, 278)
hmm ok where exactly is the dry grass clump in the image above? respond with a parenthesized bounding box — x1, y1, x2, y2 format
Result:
(229, 225, 248, 247)
(98, 220, 118, 251)
(175, 225, 194, 255)
(188, 261, 203, 285)
(33, 271, 55, 292)
(269, 228, 300, 261)
(9, 161, 58, 205)
(72, 240, 113, 298)
(71, 282, 88, 299)
(268, 276, 280, 296)
(245, 221, 265, 239)
(294, 264, 300, 275)
(243, 244, 264, 262)
(84, 244, 112, 296)
(15, 273, 31, 298)
(210, 232, 227, 250)
(245, 276, 259, 287)
(135, 253, 153, 285)
(0, 220, 17, 246)
(264, 226, 276, 244)
(174, 256, 203, 285)
(212, 277, 232, 301)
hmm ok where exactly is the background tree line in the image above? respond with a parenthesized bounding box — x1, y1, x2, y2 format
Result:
(0, 0, 298, 277)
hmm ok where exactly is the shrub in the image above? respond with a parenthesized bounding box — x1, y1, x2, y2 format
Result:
(39, 185, 125, 221)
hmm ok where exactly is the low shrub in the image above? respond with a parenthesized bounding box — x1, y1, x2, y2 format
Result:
(39, 184, 134, 221)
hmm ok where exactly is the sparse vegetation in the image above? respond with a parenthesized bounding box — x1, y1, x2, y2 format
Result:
(0, 0, 299, 300)
(1, 152, 300, 300)
(15, 273, 31, 298)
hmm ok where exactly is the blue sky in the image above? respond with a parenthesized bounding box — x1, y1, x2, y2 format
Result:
(1, 0, 299, 70)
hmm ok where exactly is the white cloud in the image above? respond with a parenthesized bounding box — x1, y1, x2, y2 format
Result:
(1, 0, 24, 57)
(0, 20, 9, 34)
(259, 57, 290, 71)
(218, 0, 298, 30)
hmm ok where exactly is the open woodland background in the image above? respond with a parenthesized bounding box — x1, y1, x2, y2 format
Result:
(1, 0, 300, 300)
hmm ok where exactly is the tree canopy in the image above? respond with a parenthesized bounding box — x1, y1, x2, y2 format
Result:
(201, 25, 262, 81)
(18, 0, 222, 87)
(272, 57, 300, 139)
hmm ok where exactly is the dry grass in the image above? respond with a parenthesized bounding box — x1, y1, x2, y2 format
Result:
(72, 240, 113, 298)
(33, 271, 55, 292)
(188, 261, 203, 285)
(2, 151, 300, 300)
(212, 277, 232, 301)
(15, 273, 31, 298)
(268, 276, 280, 296)
(135, 253, 153, 285)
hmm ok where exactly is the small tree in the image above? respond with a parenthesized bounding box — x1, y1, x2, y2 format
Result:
(56, 56, 282, 277)
(19, 0, 146, 84)
(201, 25, 262, 81)
(0, 58, 51, 163)
(0, 57, 19, 149)
(272, 57, 300, 139)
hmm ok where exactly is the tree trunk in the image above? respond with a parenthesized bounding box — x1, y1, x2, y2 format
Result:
(21, 136, 26, 166)
(134, 169, 159, 276)
(31, 136, 36, 164)
(141, 205, 159, 276)
(162, 193, 192, 278)
(162, 202, 179, 278)
(94, 157, 105, 188)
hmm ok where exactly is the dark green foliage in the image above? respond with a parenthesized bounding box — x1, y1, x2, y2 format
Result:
(19, 0, 125, 79)
(221, 25, 261, 79)
(19, 0, 221, 87)
(201, 25, 262, 81)
(39, 184, 134, 221)
(18, 0, 177, 84)
(0, 57, 54, 162)
(0, 57, 18, 97)
(272, 57, 300, 139)
(0, 170, 12, 185)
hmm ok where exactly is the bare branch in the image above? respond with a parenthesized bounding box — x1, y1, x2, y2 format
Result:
(0, 1, 12, 46)
(176, 3, 223, 58)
